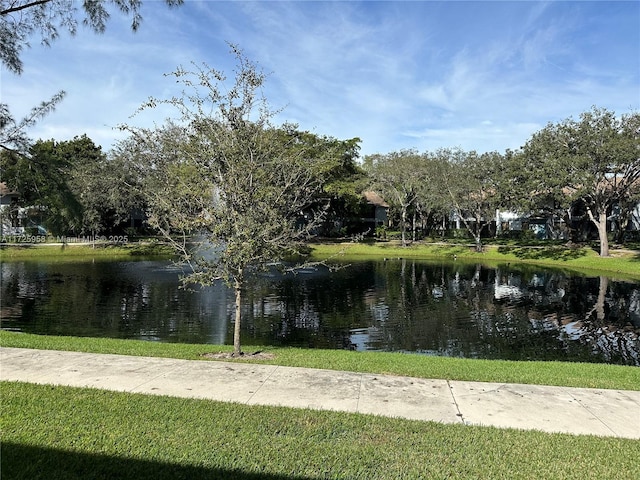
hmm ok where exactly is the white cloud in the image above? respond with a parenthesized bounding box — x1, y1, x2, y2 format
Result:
(3, 0, 638, 158)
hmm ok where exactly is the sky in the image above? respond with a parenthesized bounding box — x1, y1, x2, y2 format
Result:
(3, 0, 639, 158)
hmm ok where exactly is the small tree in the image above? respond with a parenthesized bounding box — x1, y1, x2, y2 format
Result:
(122, 46, 346, 355)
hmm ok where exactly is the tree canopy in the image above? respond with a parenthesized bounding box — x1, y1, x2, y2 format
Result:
(118, 45, 359, 355)
(522, 107, 640, 256)
(0, 0, 183, 157)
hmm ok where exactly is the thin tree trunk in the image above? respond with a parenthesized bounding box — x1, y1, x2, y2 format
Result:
(233, 279, 242, 355)
(412, 209, 417, 242)
(401, 206, 407, 247)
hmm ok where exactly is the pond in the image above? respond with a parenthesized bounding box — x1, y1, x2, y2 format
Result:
(1, 258, 639, 365)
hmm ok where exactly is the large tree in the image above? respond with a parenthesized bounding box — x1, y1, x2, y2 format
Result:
(120, 46, 354, 355)
(523, 107, 640, 256)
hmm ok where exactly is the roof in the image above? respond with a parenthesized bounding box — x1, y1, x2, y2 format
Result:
(363, 191, 389, 208)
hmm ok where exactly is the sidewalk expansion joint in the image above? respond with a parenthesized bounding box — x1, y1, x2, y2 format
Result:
(245, 364, 280, 404)
(355, 373, 363, 412)
(447, 380, 465, 424)
(562, 387, 618, 437)
(128, 361, 188, 393)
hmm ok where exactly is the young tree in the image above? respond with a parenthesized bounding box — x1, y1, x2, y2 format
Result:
(523, 107, 640, 256)
(120, 46, 351, 355)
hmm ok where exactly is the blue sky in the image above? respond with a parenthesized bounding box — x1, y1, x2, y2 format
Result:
(4, 0, 639, 157)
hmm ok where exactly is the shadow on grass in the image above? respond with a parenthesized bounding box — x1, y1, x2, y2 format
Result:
(1, 443, 314, 480)
(497, 245, 588, 261)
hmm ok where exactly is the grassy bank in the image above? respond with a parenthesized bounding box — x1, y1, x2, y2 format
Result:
(3, 239, 639, 279)
(0, 242, 174, 260)
(310, 241, 640, 279)
(2, 332, 638, 390)
(2, 381, 638, 480)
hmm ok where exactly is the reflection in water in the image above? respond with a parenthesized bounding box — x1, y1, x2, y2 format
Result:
(1, 259, 638, 365)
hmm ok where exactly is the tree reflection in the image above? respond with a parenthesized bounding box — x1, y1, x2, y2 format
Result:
(1, 259, 638, 365)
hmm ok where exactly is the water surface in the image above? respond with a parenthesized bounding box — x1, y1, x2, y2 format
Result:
(1, 259, 638, 365)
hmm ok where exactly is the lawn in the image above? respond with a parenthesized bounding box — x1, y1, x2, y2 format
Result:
(309, 241, 640, 280)
(0, 242, 174, 260)
(2, 381, 639, 479)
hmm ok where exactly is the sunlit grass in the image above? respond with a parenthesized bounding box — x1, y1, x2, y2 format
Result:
(2, 332, 638, 391)
(2, 381, 638, 479)
(0, 242, 174, 260)
(310, 241, 640, 280)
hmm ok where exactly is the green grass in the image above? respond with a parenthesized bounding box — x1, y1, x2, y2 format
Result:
(0, 242, 175, 260)
(2, 381, 639, 479)
(310, 241, 640, 280)
(2, 331, 638, 391)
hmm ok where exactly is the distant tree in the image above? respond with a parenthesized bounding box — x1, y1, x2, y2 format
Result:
(1, 137, 83, 234)
(295, 132, 366, 236)
(113, 121, 213, 241)
(58, 135, 106, 236)
(412, 151, 450, 239)
(363, 149, 426, 246)
(436, 148, 505, 252)
(0, 134, 138, 236)
(119, 46, 350, 355)
(64, 134, 141, 237)
(523, 107, 640, 256)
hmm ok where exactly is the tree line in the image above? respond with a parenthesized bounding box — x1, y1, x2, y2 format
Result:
(365, 107, 640, 258)
(2, 106, 639, 257)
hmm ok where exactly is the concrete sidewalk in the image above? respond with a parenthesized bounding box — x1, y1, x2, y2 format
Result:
(1, 347, 639, 439)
